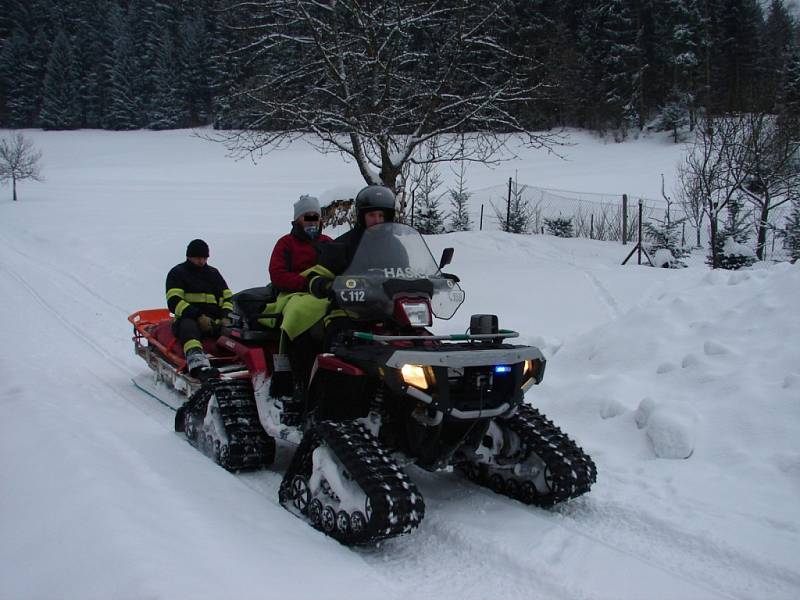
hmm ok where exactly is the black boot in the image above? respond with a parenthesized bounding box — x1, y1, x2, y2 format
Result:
(191, 365, 220, 382)
(186, 348, 219, 381)
(282, 382, 306, 426)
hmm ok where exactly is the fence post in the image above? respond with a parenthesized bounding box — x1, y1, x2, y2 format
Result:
(479, 204, 484, 231)
(637, 199, 643, 264)
(622, 194, 628, 245)
(506, 177, 512, 232)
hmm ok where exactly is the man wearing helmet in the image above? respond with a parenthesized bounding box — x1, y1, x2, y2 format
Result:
(308, 184, 397, 297)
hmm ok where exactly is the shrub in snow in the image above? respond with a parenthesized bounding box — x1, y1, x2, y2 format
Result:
(718, 236, 757, 270)
(644, 208, 688, 267)
(650, 90, 691, 143)
(653, 248, 676, 268)
(545, 216, 574, 238)
(707, 197, 756, 270)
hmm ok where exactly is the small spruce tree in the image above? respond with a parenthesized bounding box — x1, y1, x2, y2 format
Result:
(495, 179, 532, 234)
(545, 216, 574, 237)
(644, 207, 688, 267)
(447, 161, 471, 232)
(410, 159, 445, 234)
(707, 196, 756, 269)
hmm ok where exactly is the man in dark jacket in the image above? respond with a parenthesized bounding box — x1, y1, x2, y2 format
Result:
(304, 185, 399, 355)
(308, 184, 396, 297)
(269, 194, 332, 292)
(165, 239, 233, 381)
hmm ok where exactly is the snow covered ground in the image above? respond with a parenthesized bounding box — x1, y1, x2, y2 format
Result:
(1, 129, 798, 600)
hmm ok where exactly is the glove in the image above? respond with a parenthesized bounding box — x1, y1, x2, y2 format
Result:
(197, 314, 214, 334)
(309, 275, 333, 299)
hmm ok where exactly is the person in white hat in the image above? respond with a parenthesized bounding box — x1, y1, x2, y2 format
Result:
(268, 194, 333, 293)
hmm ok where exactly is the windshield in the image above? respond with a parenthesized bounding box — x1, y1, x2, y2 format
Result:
(345, 222, 441, 279)
(334, 223, 465, 320)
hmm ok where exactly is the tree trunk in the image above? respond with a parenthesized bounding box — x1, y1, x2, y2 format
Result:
(12, 177, 17, 201)
(755, 195, 771, 261)
(379, 147, 401, 192)
(696, 224, 702, 249)
(709, 213, 719, 268)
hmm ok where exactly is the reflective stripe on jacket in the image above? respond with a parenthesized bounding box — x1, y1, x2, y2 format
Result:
(165, 260, 232, 319)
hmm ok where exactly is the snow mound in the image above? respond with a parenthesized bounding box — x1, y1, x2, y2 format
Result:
(644, 402, 698, 459)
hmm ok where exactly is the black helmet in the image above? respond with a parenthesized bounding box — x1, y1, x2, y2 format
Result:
(354, 185, 395, 226)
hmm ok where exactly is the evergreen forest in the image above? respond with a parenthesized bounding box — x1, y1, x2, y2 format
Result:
(0, 0, 798, 136)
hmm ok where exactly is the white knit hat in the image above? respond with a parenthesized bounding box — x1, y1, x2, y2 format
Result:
(294, 194, 321, 220)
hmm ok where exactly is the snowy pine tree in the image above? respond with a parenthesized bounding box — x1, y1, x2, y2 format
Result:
(653, 90, 691, 142)
(707, 196, 756, 269)
(785, 200, 800, 261)
(644, 209, 687, 267)
(0, 31, 39, 127)
(39, 30, 80, 129)
(409, 151, 445, 235)
(106, 4, 144, 129)
(577, 0, 642, 136)
(414, 182, 445, 235)
(72, 0, 112, 128)
(495, 179, 533, 234)
(147, 13, 182, 130)
(447, 161, 471, 232)
(177, 12, 211, 126)
(545, 216, 575, 237)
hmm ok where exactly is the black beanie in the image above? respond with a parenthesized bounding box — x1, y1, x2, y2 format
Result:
(186, 239, 209, 258)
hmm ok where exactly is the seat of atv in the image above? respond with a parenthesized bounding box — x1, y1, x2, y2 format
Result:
(224, 322, 281, 343)
(230, 285, 283, 342)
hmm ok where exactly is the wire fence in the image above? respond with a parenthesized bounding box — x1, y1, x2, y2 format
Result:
(467, 181, 667, 243)
(466, 181, 794, 261)
(323, 180, 795, 261)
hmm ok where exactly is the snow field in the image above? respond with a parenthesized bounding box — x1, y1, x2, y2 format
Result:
(1, 128, 798, 600)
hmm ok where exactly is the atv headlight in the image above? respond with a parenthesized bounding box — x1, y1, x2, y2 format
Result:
(522, 358, 545, 389)
(401, 301, 431, 327)
(524, 359, 534, 378)
(401, 364, 429, 390)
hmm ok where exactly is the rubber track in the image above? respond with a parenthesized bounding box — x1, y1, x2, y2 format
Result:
(463, 404, 597, 507)
(279, 420, 425, 545)
(184, 379, 275, 471)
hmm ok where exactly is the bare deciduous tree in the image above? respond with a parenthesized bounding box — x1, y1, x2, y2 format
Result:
(735, 112, 800, 260)
(0, 132, 43, 202)
(216, 0, 560, 191)
(677, 155, 705, 248)
(678, 114, 749, 268)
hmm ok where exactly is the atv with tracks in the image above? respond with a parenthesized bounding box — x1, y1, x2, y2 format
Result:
(129, 223, 596, 544)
